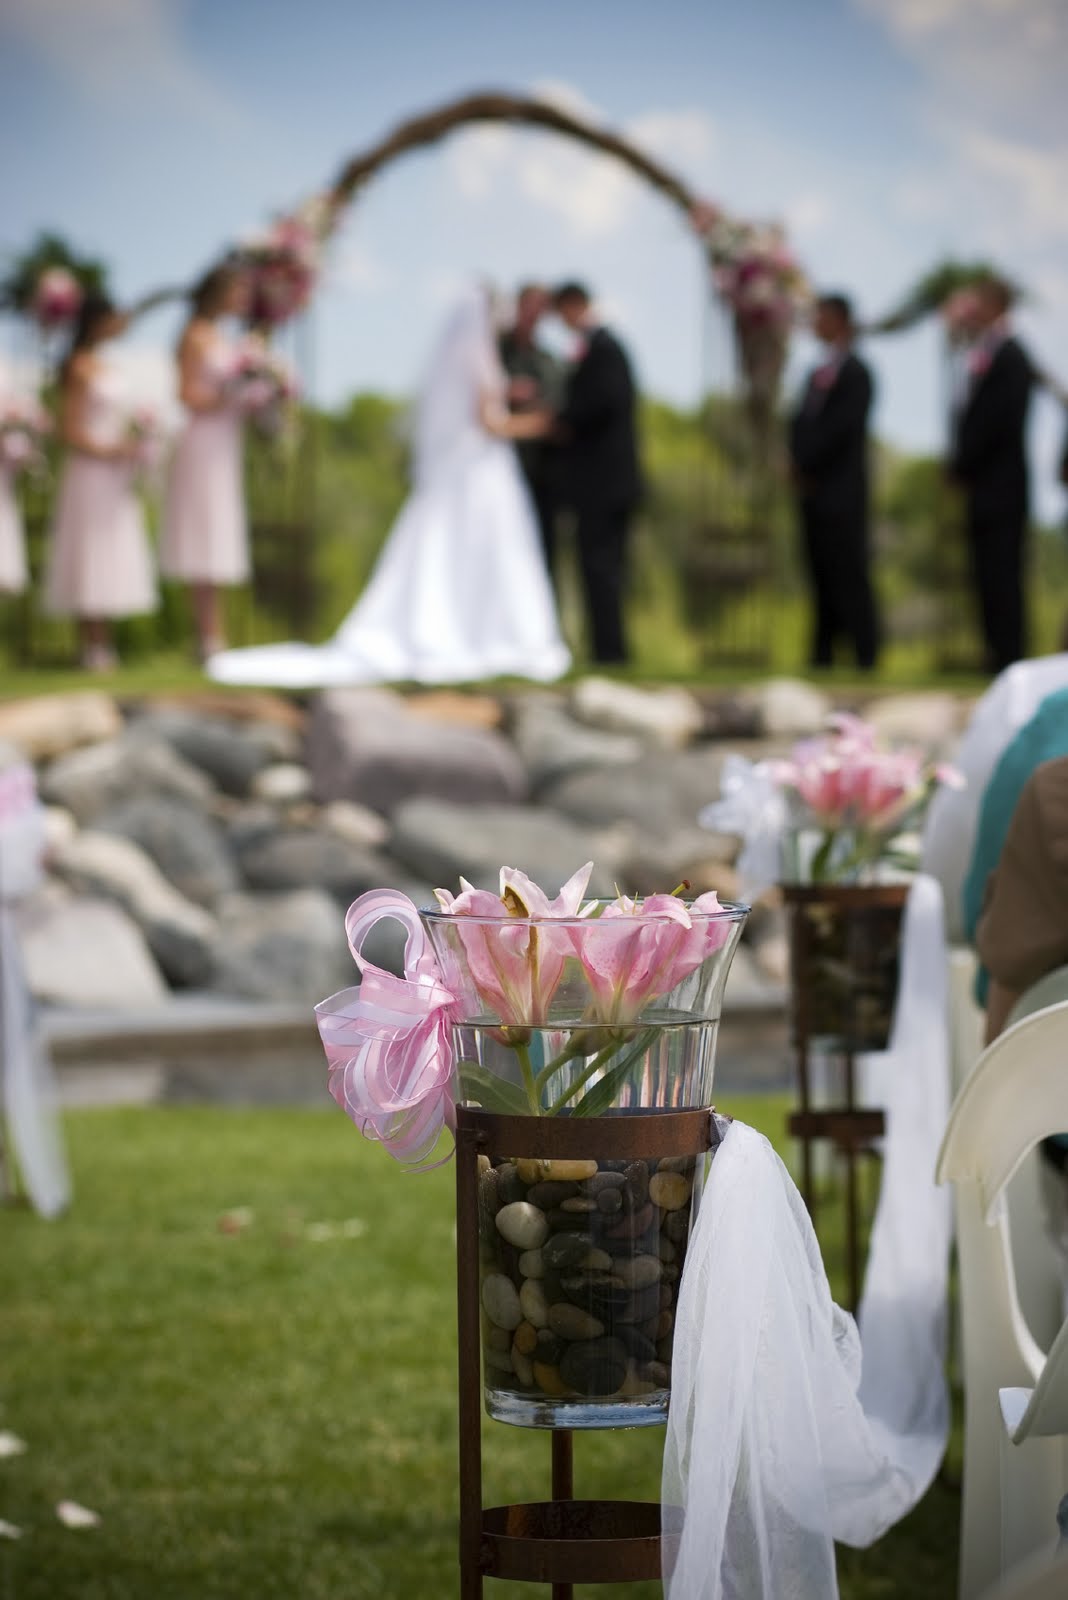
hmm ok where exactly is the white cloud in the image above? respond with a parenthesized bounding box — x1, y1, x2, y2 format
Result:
(445, 80, 717, 241)
(785, 192, 834, 238)
(952, 129, 1068, 244)
(1, 0, 248, 130)
(327, 239, 388, 294)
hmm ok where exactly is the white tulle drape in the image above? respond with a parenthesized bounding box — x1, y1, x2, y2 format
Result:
(0, 772, 69, 1219)
(664, 877, 951, 1598)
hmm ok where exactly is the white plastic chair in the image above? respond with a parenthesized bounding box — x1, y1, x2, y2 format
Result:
(938, 1001, 1068, 1597)
(981, 1547, 1068, 1600)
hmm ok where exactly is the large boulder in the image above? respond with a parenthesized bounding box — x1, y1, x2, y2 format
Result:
(864, 692, 962, 751)
(40, 733, 212, 826)
(510, 697, 642, 791)
(234, 825, 403, 903)
(51, 830, 218, 987)
(748, 678, 831, 738)
(129, 708, 297, 796)
(541, 748, 729, 834)
(209, 889, 354, 1002)
(570, 678, 704, 749)
(0, 692, 121, 761)
(94, 793, 238, 908)
(307, 687, 527, 813)
(389, 798, 616, 895)
(16, 887, 168, 1009)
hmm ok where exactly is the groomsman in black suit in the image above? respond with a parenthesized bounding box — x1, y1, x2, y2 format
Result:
(951, 276, 1035, 672)
(789, 293, 879, 671)
(553, 282, 641, 664)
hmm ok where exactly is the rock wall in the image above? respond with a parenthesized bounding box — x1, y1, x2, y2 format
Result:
(0, 678, 969, 1011)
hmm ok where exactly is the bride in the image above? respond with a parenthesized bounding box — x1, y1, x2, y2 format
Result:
(207, 286, 570, 687)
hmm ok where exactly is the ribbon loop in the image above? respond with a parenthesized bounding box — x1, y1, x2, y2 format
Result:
(317, 890, 459, 1171)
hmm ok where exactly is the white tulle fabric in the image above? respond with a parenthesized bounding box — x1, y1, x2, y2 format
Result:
(207, 287, 569, 688)
(665, 877, 951, 1599)
(0, 769, 69, 1219)
(922, 654, 1068, 941)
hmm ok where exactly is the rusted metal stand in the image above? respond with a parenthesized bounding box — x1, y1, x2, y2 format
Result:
(455, 1105, 718, 1596)
(783, 884, 908, 1312)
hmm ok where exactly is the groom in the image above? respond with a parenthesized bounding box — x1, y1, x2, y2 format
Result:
(552, 282, 641, 664)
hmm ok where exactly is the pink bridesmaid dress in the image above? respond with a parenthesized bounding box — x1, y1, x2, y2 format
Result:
(161, 332, 249, 585)
(0, 467, 28, 595)
(44, 363, 156, 619)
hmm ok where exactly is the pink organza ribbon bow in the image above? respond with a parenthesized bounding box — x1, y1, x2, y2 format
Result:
(315, 891, 460, 1171)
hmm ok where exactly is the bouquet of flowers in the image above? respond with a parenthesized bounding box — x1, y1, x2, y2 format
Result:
(0, 396, 51, 476)
(227, 341, 299, 436)
(768, 714, 963, 884)
(124, 406, 166, 486)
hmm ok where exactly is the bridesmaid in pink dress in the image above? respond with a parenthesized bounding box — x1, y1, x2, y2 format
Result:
(44, 294, 156, 671)
(161, 264, 251, 659)
(0, 358, 29, 597)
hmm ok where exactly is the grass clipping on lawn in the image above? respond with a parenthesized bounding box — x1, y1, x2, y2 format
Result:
(0, 1104, 959, 1599)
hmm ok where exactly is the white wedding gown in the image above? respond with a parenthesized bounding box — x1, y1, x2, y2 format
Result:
(207, 289, 569, 688)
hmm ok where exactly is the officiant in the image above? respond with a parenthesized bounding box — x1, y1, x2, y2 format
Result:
(498, 284, 565, 581)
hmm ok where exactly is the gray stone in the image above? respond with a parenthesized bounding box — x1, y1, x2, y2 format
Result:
(618, 822, 740, 899)
(541, 748, 728, 836)
(94, 794, 238, 908)
(209, 888, 352, 1003)
(864, 692, 961, 751)
(320, 800, 391, 850)
(0, 692, 121, 761)
(307, 687, 527, 813)
(510, 698, 642, 791)
(749, 679, 831, 738)
(250, 763, 313, 805)
(131, 710, 294, 797)
(389, 798, 616, 895)
(482, 1273, 522, 1332)
(495, 1202, 550, 1250)
(40, 733, 213, 826)
(16, 888, 168, 1009)
(51, 830, 218, 988)
(570, 677, 704, 749)
(234, 825, 402, 903)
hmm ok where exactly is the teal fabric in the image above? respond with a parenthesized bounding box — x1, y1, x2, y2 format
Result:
(963, 686, 1068, 1004)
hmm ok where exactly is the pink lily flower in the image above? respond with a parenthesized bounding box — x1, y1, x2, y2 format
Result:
(575, 891, 734, 1027)
(433, 863, 593, 1026)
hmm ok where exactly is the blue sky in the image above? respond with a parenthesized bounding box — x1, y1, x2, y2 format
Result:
(2, 0, 1066, 505)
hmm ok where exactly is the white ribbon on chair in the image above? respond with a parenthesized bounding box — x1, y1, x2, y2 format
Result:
(664, 876, 951, 1598)
(0, 763, 69, 1218)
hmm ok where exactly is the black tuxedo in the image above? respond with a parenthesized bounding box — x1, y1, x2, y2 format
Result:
(789, 349, 878, 670)
(557, 327, 641, 663)
(952, 335, 1034, 671)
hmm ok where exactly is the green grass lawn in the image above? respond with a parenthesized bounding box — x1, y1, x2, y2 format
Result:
(0, 1103, 959, 1599)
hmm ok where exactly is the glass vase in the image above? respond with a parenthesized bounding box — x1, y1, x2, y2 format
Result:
(423, 900, 748, 1428)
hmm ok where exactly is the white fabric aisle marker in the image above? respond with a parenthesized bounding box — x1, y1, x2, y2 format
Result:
(0, 763, 70, 1218)
(664, 877, 951, 1599)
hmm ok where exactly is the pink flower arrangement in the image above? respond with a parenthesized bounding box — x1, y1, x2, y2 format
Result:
(125, 405, 165, 482)
(318, 867, 746, 1163)
(0, 396, 51, 475)
(30, 266, 83, 330)
(770, 714, 963, 881)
